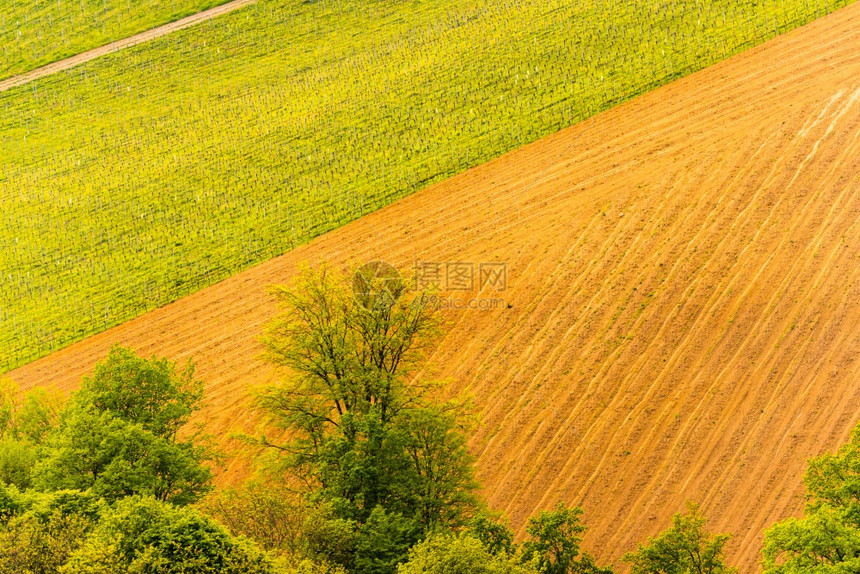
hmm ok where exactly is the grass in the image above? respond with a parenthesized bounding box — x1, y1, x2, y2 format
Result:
(0, 0, 232, 79)
(0, 0, 854, 373)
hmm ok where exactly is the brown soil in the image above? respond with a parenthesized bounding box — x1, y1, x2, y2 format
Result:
(7, 4, 860, 571)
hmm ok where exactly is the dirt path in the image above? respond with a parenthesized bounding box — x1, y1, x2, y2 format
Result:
(0, 0, 255, 93)
(7, 4, 860, 571)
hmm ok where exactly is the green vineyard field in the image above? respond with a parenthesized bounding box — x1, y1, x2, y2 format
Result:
(0, 0, 853, 372)
(0, 0, 231, 79)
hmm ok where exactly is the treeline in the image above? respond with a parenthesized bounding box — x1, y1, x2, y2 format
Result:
(0, 264, 857, 573)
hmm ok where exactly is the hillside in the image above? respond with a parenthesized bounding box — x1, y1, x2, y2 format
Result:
(1, 0, 850, 372)
(7, 3, 860, 571)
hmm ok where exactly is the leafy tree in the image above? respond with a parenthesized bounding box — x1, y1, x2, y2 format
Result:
(75, 345, 202, 439)
(353, 506, 422, 574)
(200, 480, 309, 555)
(0, 483, 24, 520)
(468, 511, 516, 556)
(0, 380, 62, 488)
(394, 406, 479, 531)
(623, 502, 735, 574)
(11, 387, 64, 445)
(397, 533, 539, 574)
(62, 495, 282, 574)
(0, 510, 91, 574)
(291, 486, 424, 574)
(35, 346, 212, 504)
(255, 263, 477, 530)
(0, 485, 103, 574)
(36, 404, 211, 504)
(762, 423, 860, 573)
(523, 503, 613, 574)
(302, 504, 359, 570)
(0, 439, 38, 489)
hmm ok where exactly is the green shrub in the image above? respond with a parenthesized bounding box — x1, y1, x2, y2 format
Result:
(398, 533, 538, 574)
(63, 496, 282, 574)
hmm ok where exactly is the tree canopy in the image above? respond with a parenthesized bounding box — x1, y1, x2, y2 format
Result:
(623, 502, 736, 574)
(522, 503, 614, 574)
(35, 345, 212, 505)
(253, 263, 478, 571)
(398, 533, 538, 574)
(762, 424, 860, 573)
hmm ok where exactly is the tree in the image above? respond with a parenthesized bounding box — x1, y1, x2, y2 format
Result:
(0, 439, 38, 490)
(200, 481, 309, 556)
(302, 503, 359, 570)
(523, 503, 613, 574)
(353, 506, 421, 574)
(8, 386, 64, 445)
(0, 510, 91, 574)
(74, 345, 202, 439)
(255, 263, 477, 529)
(0, 379, 62, 489)
(397, 533, 539, 574)
(762, 423, 860, 573)
(394, 406, 479, 531)
(623, 502, 735, 574)
(61, 496, 283, 574)
(468, 511, 516, 556)
(0, 486, 103, 574)
(35, 346, 212, 504)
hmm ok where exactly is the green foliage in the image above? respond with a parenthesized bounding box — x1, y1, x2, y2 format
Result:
(253, 264, 479, 571)
(804, 426, 860, 522)
(392, 406, 480, 531)
(35, 405, 212, 504)
(204, 484, 423, 574)
(0, 437, 38, 488)
(2, 0, 855, 373)
(284, 559, 347, 574)
(257, 264, 476, 530)
(78, 345, 202, 439)
(623, 502, 735, 574)
(348, 507, 420, 574)
(35, 346, 212, 504)
(0, 486, 104, 574)
(25, 488, 107, 522)
(62, 495, 282, 573)
(523, 503, 613, 574)
(762, 424, 860, 573)
(0, 490, 283, 573)
(0, 482, 26, 520)
(302, 505, 359, 570)
(0, 351, 282, 574)
(397, 533, 539, 574)
(0, 509, 92, 574)
(0, 379, 62, 488)
(0, 378, 62, 443)
(199, 481, 309, 554)
(468, 512, 516, 556)
(13, 387, 64, 444)
(762, 509, 860, 574)
(0, 0, 231, 79)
